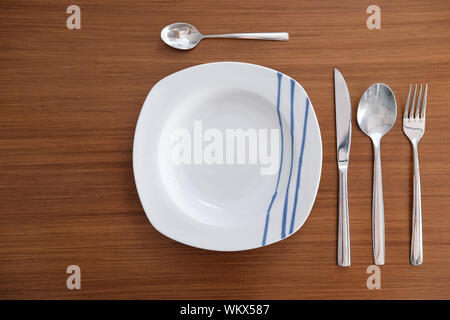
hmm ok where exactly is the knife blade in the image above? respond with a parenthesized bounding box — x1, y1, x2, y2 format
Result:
(334, 68, 352, 267)
(335, 69, 352, 164)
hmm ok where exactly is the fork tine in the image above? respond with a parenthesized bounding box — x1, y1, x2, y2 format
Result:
(415, 84, 423, 119)
(410, 84, 418, 118)
(404, 85, 412, 118)
(421, 84, 428, 119)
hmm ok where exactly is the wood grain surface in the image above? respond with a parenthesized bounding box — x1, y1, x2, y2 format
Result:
(1, 0, 450, 299)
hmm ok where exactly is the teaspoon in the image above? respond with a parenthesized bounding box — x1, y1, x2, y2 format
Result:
(357, 83, 397, 266)
(161, 22, 289, 50)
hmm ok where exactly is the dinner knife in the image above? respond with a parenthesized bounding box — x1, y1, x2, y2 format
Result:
(334, 68, 352, 267)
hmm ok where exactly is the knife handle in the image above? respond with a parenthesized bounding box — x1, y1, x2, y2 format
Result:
(338, 166, 351, 267)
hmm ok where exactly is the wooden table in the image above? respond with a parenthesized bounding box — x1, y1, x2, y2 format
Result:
(1, 0, 449, 299)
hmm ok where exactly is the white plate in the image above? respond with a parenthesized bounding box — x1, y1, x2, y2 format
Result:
(133, 62, 322, 251)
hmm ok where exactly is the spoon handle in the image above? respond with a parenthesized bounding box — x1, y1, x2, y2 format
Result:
(372, 142, 385, 265)
(203, 32, 289, 41)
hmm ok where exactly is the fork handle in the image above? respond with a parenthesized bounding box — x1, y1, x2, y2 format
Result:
(372, 141, 385, 265)
(411, 143, 423, 266)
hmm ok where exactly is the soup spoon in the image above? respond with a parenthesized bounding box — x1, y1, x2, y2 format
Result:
(357, 83, 397, 266)
(161, 22, 289, 50)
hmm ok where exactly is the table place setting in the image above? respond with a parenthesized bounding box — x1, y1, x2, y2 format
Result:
(3, 0, 450, 302)
(131, 22, 429, 266)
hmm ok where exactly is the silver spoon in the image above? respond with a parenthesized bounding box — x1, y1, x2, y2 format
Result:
(357, 83, 397, 266)
(161, 22, 289, 50)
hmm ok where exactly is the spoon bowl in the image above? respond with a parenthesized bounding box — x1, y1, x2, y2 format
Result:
(357, 83, 397, 141)
(357, 83, 396, 266)
(161, 22, 203, 50)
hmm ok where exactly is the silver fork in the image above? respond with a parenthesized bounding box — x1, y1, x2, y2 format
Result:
(403, 84, 428, 266)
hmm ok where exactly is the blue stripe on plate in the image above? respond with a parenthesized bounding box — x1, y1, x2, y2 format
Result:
(280, 79, 295, 239)
(289, 97, 310, 235)
(262, 72, 284, 246)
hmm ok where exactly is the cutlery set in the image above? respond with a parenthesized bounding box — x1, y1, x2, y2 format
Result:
(334, 69, 428, 267)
